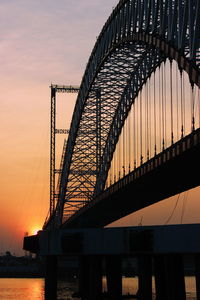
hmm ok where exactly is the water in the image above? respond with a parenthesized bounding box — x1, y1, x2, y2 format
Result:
(0, 279, 79, 300)
(0, 277, 197, 299)
(0, 278, 44, 300)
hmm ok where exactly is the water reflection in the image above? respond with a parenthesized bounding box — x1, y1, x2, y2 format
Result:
(0, 278, 44, 300)
(57, 280, 79, 300)
(0, 277, 197, 300)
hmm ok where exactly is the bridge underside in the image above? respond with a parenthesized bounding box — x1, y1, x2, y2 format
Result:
(24, 224, 200, 255)
(63, 130, 200, 229)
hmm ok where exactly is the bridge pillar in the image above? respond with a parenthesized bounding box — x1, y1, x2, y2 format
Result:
(166, 254, 186, 300)
(79, 255, 102, 300)
(105, 255, 122, 300)
(159, 254, 186, 300)
(195, 254, 200, 300)
(44, 255, 57, 300)
(154, 255, 168, 300)
(137, 255, 152, 300)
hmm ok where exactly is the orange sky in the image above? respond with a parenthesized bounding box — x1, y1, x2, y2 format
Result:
(0, 0, 200, 256)
(0, 0, 120, 255)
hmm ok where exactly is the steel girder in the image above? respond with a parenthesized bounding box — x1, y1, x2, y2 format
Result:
(53, 0, 200, 226)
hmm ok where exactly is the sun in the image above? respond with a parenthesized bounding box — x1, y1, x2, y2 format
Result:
(31, 227, 41, 235)
(33, 229, 39, 235)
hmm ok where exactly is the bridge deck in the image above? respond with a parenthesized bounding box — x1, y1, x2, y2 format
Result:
(63, 128, 200, 228)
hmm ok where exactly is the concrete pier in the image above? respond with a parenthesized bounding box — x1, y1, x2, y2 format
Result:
(105, 255, 122, 300)
(137, 255, 152, 300)
(23, 224, 200, 300)
(154, 254, 186, 300)
(164, 254, 186, 300)
(154, 255, 168, 300)
(45, 255, 57, 300)
(79, 255, 102, 300)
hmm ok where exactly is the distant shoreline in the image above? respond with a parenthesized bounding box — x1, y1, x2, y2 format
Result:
(0, 271, 44, 278)
(0, 253, 44, 278)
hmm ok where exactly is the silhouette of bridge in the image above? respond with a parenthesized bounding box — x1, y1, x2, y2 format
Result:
(24, 0, 200, 299)
(45, 0, 200, 229)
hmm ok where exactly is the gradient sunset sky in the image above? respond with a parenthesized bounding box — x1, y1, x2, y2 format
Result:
(0, 0, 200, 256)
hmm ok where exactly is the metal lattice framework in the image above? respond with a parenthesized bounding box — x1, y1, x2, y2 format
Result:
(51, 0, 200, 226)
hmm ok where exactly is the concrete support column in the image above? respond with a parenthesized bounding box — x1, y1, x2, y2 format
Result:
(164, 254, 186, 300)
(137, 255, 152, 300)
(105, 255, 122, 300)
(45, 255, 57, 300)
(195, 254, 200, 300)
(154, 255, 168, 300)
(79, 255, 102, 300)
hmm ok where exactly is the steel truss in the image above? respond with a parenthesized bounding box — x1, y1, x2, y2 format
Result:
(49, 84, 79, 218)
(51, 0, 200, 226)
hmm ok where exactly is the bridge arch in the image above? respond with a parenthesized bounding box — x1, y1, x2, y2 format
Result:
(55, 0, 200, 225)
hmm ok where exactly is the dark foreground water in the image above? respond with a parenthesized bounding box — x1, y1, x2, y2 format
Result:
(0, 277, 197, 299)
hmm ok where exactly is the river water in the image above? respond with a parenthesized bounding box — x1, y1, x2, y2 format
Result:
(0, 277, 197, 299)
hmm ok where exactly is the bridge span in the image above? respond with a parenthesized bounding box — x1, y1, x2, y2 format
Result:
(23, 0, 200, 299)
(63, 128, 200, 229)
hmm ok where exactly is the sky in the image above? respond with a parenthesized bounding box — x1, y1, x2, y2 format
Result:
(0, 0, 200, 256)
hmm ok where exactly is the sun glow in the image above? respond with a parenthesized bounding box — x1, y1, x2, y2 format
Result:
(31, 227, 41, 236)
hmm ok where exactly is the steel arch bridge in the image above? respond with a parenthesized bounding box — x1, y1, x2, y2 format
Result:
(47, 0, 200, 228)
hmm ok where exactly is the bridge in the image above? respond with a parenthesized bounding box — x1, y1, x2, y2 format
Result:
(24, 0, 200, 299)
